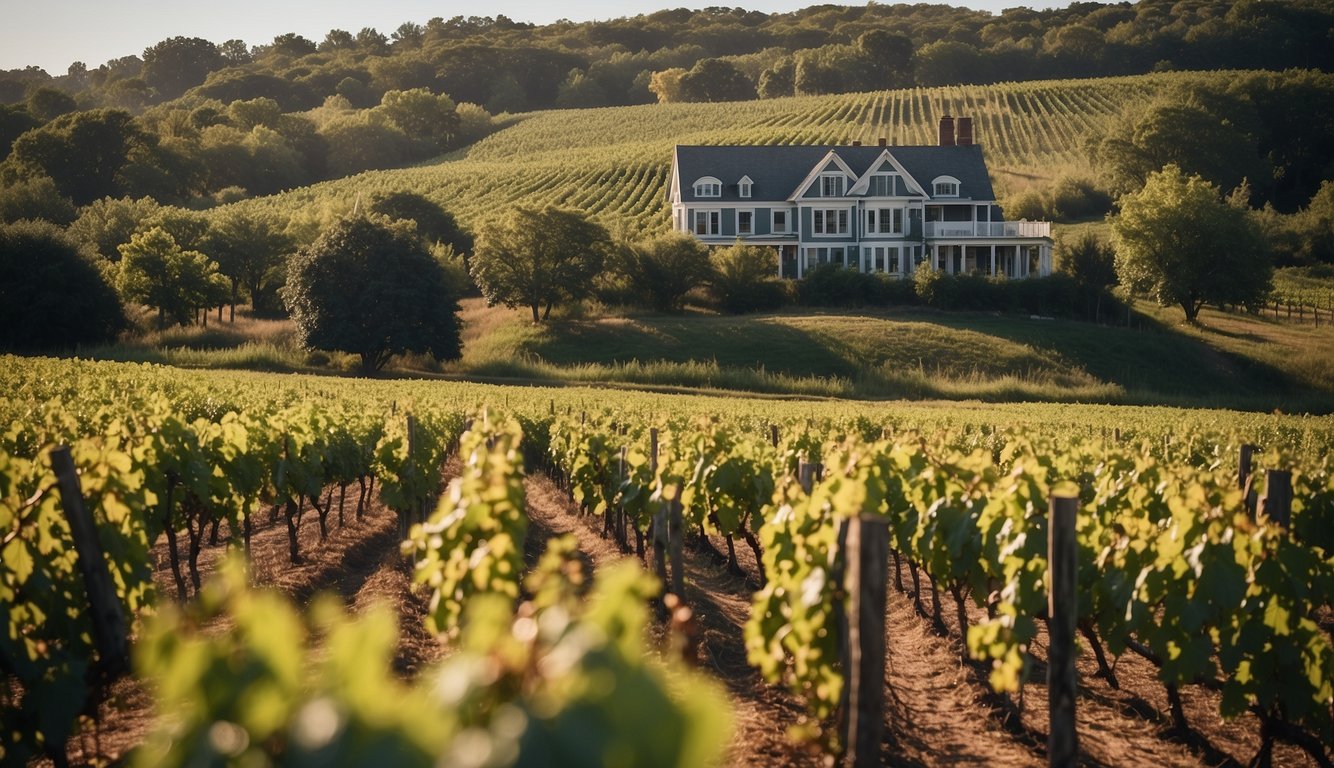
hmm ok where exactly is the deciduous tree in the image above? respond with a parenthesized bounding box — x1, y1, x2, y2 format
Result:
(282, 215, 462, 373)
(205, 208, 292, 319)
(1111, 165, 1271, 323)
(471, 206, 610, 322)
(117, 226, 228, 328)
(618, 232, 713, 312)
(0, 220, 125, 350)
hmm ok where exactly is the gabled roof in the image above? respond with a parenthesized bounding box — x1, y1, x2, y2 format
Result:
(672, 144, 996, 203)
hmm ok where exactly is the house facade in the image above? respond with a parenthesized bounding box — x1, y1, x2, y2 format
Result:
(667, 116, 1052, 280)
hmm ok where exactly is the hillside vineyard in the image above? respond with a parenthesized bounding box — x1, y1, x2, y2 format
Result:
(2, 357, 1332, 765)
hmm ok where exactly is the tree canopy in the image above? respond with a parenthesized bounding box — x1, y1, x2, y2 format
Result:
(283, 214, 462, 373)
(470, 206, 610, 322)
(116, 226, 228, 328)
(1111, 165, 1271, 323)
(0, 220, 125, 350)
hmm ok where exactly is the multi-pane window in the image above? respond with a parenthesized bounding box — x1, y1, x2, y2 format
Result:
(772, 210, 787, 233)
(738, 210, 753, 235)
(739, 180, 752, 198)
(813, 208, 849, 235)
(694, 180, 721, 197)
(693, 210, 720, 235)
(820, 175, 844, 197)
(868, 173, 898, 197)
(933, 179, 959, 197)
(866, 208, 903, 234)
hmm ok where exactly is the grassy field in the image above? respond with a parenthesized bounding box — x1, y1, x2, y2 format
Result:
(94, 299, 1334, 412)
(226, 71, 1256, 237)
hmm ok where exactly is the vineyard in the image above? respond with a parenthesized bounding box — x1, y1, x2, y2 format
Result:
(3, 356, 1333, 766)
(227, 71, 1249, 237)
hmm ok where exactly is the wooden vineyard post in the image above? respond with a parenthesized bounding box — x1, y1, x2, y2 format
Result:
(50, 446, 130, 680)
(770, 424, 779, 448)
(1260, 470, 1293, 529)
(406, 414, 418, 538)
(668, 496, 685, 600)
(1238, 444, 1255, 490)
(651, 429, 669, 588)
(1048, 493, 1079, 767)
(798, 460, 823, 494)
(837, 515, 891, 767)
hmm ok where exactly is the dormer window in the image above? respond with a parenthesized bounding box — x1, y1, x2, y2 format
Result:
(932, 176, 961, 197)
(693, 176, 722, 197)
(738, 176, 753, 198)
(869, 173, 898, 197)
(820, 174, 845, 197)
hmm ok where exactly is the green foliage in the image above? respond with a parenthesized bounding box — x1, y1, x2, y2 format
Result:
(1003, 175, 1112, 222)
(617, 232, 713, 312)
(709, 241, 787, 313)
(368, 190, 473, 255)
(1112, 165, 1272, 322)
(0, 174, 75, 225)
(678, 59, 755, 103)
(204, 207, 292, 313)
(4, 109, 154, 205)
(0, 220, 125, 350)
(376, 88, 460, 152)
(471, 206, 612, 322)
(283, 214, 463, 373)
(117, 226, 227, 328)
(67, 196, 162, 261)
(1, 436, 154, 765)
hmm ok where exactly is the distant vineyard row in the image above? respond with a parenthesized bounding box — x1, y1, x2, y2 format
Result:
(231, 71, 1235, 236)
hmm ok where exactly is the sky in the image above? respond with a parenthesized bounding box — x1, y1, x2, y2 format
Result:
(2, 0, 1072, 75)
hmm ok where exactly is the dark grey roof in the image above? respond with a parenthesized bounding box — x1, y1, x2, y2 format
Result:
(672, 144, 996, 203)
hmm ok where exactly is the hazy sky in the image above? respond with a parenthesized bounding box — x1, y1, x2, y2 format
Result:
(3, 1, 1071, 75)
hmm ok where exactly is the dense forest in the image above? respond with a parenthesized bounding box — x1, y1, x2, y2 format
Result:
(0, 0, 1330, 213)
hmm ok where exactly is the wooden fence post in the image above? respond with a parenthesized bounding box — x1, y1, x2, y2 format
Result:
(1260, 470, 1293, 529)
(1238, 444, 1255, 490)
(770, 424, 779, 448)
(798, 460, 822, 494)
(1048, 494, 1079, 767)
(50, 446, 130, 680)
(837, 515, 891, 767)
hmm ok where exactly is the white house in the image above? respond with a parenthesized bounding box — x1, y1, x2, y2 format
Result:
(667, 116, 1053, 280)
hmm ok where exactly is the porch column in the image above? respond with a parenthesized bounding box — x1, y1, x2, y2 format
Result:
(990, 245, 996, 277)
(797, 248, 804, 279)
(777, 247, 783, 279)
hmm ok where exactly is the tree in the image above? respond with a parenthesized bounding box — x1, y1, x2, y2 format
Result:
(367, 191, 472, 256)
(0, 103, 39, 160)
(141, 36, 225, 101)
(25, 87, 77, 121)
(117, 226, 228, 328)
(0, 175, 76, 225)
(377, 88, 459, 152)
(647, 68, 686, 103)
(283, 215, 462, 373)
(678, 59, 754, 103)
(205, 208, 292, 319)
(1090, 91, 1269, 200)
(471, 206, 610, 322)
(4, 109, 151, 205)
(67, 195, 162, 261)
(1058, 232, 1117, 321)
(0, 220, 125, 350)
(618, 232, 713, 312)
(1111, 165, 1271, 323)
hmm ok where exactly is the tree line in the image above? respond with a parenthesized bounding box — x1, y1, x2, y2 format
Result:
(3, 1, 1330, 115)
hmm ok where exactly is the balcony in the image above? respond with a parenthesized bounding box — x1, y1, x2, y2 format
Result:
(924, 221, 1051, 238)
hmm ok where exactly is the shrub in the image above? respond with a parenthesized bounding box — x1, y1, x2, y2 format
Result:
(709, 242, 787, 313)
(619, 232, 714, 312)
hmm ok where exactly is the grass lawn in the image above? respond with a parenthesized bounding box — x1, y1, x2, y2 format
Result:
(71, 297, 1334, 412)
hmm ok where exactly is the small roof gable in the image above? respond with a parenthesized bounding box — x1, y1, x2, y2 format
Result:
(672, 144, 996, 203)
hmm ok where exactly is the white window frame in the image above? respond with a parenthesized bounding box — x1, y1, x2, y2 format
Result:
(772, 209, 788, 233)
(813, 207, 849, 236)
(932, 176, 961, 198)
(739, 176, 753, 198)
(820, 173, 845, 198)
(693, 176, 722, 198)
(737, 209, 753, 236)
(693, 209, 720, 235)
(869, 173, 898, 197)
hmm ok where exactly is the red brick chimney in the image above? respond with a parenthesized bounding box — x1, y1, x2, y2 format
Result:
(878, 137, 887, 147)
(957, 116, 973, 146)
(852, 139, 861, 146)
(939, 115, 955, 147)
